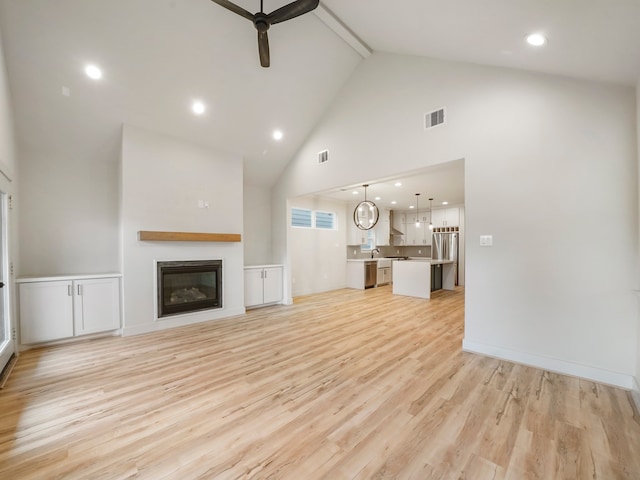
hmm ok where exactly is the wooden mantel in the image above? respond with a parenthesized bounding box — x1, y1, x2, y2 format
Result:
(137, 231, 241, 242)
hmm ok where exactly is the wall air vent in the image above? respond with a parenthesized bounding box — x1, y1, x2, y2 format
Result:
(425, 107, 446, 129)
(318, 149, 329, 165)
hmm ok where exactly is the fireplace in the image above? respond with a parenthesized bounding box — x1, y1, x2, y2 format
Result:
(157, 260, 222, 318)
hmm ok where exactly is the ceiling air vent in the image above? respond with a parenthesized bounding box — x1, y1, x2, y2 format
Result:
(425, 107, 446, 129)
(318, 149, 329, 165)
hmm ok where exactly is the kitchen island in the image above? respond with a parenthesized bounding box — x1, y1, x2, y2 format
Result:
(392, 259, 455, 299)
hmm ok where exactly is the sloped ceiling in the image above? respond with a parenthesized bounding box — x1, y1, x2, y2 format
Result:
(0, 0, 362, 186)
(0, 0, 638, 189)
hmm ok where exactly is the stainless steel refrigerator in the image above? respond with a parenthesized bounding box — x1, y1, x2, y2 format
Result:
(432, 232, 458, 285)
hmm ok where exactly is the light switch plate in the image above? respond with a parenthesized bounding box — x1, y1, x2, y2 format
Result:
(480, 235, 493, 246)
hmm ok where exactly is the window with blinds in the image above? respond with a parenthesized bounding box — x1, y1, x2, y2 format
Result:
(290, 208, 336, 230)
(291, 208, 312, 228)
(315, 211, 335, 230)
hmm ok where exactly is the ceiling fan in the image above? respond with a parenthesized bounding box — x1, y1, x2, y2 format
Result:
(210, 0, 320, 68)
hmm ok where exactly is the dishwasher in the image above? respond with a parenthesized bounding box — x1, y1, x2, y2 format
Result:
(364, 261, 377, 289)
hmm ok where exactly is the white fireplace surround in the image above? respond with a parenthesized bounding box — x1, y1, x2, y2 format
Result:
(121, 125, 246, 336)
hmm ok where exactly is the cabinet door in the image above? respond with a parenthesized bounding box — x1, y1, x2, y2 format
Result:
(445, 207, 460, 227)
(20, 281, 73, 344)
(263, 267, 283, 304)
(347, 220, 367, 246)
(74, 278, 120, 335)
(431, 209, 446, 228)
(244, 268, 265, 307)
(374, 209, 390, 246)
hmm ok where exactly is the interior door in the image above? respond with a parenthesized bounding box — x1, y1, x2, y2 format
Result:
(0, 192, 14, 375)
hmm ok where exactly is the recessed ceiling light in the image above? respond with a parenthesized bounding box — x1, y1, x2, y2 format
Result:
(352, 191, 359, 195)
(84, 64, 102, 80)
(273, 130, 283, 141)
(375, 196, 381, 201)
(192, 101, 206, 115)
(442, 201, 449, 205)
(391, 201, 397, 205)
(394, 182, 402, 187)
(409, 205, 415, 209)
(526, 33, 547, 47)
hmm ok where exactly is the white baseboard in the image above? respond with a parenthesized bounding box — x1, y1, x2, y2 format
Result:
(462, 339, 635, 390)
(122, 306, 246, 337)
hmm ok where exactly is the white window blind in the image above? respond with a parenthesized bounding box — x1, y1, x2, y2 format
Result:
(315, 211, 335, 230)
(291, 208, 312, 228)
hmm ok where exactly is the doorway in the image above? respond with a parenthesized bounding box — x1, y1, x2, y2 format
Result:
(0, 192, 14, 377)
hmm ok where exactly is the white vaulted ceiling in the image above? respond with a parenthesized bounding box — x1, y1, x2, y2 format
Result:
(0, 0, 639, 188)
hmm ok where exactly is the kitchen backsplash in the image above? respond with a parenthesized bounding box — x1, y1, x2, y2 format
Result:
(346, 245, 431, 259)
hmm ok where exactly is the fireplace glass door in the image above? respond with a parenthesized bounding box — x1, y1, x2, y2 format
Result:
(157, 260, 222, 318)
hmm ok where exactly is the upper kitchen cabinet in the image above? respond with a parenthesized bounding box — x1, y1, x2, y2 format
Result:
(431, 207, 460, 228)
(347, 217, 368, 246)
(375, 209, 391, 246)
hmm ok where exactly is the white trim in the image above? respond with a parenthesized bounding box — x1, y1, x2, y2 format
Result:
(16, 273, 122, 283)
(122, 306, 246, 337)
(313, 4, 371, 59)
(462, 339, 635, 390)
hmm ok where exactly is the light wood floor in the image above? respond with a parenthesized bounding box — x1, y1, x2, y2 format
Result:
(1, 286, 639, 479)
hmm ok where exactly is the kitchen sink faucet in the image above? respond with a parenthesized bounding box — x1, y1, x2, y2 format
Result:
(371, 248, 380, 259)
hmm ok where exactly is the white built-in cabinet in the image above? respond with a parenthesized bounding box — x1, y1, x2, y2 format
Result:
(431, 207, 460, 228)
(374, 208, 390, 246)
(244, 265, 283, 308)
(347, 222, 368, 246)
(402, 211, 432, 246)
(377, 266, 391, 285)
(18, 274, 121, 344)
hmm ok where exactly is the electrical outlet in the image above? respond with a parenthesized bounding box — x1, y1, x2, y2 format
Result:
(396, 250, 399, 254)
(198, 200, 204, 208)
(418, 250, 422, 254)
(353, 249, 357, 255)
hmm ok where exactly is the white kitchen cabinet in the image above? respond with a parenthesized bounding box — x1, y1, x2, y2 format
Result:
(347, 218, 368, 246)
(377, 266, 391, 286)
(374, 208, 391, 246)
(244, 265, 283, 308)
(18, 275, 121, 344)
(404, 220, 431, 246)
(431, 207, 460, 228)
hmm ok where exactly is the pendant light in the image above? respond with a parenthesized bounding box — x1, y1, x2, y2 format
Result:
(353, 184, 379, 230)
(428, 197, 434, 230)
(415, 193, 420, 228)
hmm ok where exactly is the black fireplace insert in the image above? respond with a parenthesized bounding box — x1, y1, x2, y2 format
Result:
(157, 260, 222, 318)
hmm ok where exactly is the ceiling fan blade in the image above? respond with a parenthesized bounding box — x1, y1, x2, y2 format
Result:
(258, 30, 270, 68)
(210, 0, 254, 21)
(267, 0, 319, 25)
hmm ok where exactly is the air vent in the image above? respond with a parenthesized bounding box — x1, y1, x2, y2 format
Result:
(425, 107, 446, 129)
(318, 149, 329, 164)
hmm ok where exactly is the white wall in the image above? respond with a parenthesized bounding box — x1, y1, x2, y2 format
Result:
(289, 196, 347, 296)
(120, 125, 245, 335)
(243, 183, 272, 266)
(274, 52, 638, 389)
(17, 145, 120, 275)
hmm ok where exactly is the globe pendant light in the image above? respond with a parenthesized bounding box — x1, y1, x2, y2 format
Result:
(415, 193, 420, 228)
(353, 184, 379, 230)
